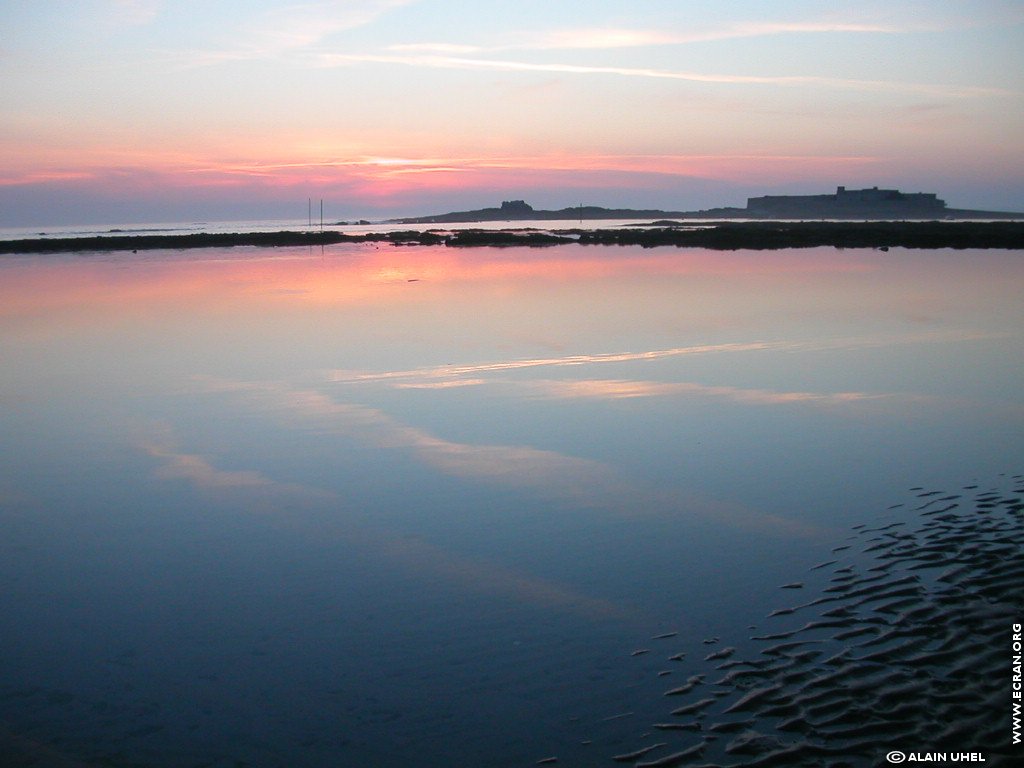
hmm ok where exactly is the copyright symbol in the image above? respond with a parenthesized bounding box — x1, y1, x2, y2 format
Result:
(887, 751, 906, 764)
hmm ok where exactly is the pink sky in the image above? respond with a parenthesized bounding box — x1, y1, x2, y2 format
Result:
(2, 1, 1023, 225)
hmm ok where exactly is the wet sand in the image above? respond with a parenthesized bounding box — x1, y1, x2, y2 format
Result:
(543, 474, 1023, 767)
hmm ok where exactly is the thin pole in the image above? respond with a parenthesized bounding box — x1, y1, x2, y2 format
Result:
(320, 199, 323, 232)
(308, 198, 312, 230)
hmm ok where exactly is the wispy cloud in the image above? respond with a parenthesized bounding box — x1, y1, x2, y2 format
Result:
(524, 21, 902, 50)
(328, 331, 1010, 390)
(175, 152, 879, 188)
(131, 418, 640, 621)
(167, 5, 1018, 100)
(248, 386, 629, 508)
(390, 18, 909, 55)
(135, 424, 331, 499)
(392, 378, 488, 389)
(320, 332, 1024, 420)
(387, 42, 484, 54)
(137, 425, 269, 490)
(327, 342, 781, 385)
(108, 0, 162, 26)
(305, 388, 826, 536)
(248, 0, 414, 52)
(194, 378, 718, 523)
(339, 525, 641, 621)
(0, 170, 98, 187)
(194, 376, 825, 537)
(527, 378, 890, 407)
(175, 0, 417, 65)
(312, 51, 1014, 98)
(150, 449, 274, 489)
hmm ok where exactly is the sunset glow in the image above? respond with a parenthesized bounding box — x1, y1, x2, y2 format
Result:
(2, 1, 1023, 224)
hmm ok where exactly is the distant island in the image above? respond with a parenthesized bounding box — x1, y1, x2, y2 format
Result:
(391, 187, 1021, 223)
(389, 199, 690, 224)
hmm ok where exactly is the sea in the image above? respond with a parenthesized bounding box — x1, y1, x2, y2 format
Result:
(0, 217, 674, 241)
(1, 222, 1022, 766)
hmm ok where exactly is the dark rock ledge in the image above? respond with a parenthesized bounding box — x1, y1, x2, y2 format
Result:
(3, 221, 1024, 255)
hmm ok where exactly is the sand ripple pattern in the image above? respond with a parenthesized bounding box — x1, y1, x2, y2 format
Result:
(600, 475, 1024, 768)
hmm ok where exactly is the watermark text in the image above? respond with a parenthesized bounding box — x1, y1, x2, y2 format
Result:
(886, 752, 985, 763)
(1013, 623, 1021, 746)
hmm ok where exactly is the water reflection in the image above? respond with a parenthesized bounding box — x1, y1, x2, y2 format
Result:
(1, 243, 1022, 767)
(208, 380, 623, 502)
(326, 341, 781, 383)
(185, 375, 824, 540)
(133, 418, 636, 624)
(526, 377, 888, 404)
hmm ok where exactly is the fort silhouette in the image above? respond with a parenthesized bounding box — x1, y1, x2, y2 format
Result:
(744, 186, 945, 217)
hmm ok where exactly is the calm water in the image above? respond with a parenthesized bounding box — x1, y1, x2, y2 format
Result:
(1, 243, 1022, 767)
(0, 217, 687, 241)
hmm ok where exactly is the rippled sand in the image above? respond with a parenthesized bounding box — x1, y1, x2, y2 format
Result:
(546, 474, 1023, 767)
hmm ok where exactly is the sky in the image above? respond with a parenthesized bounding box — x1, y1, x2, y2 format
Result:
(1, 0, 1023, 226)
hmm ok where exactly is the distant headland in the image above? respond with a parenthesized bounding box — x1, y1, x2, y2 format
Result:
(389, 199, 690, 224)
(391, 187, 1021, 223)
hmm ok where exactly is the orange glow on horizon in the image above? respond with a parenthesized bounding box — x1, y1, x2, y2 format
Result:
(0, 146, 886, 200)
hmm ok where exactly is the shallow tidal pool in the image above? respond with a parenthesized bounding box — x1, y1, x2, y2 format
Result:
(1, 243, 1022, 766)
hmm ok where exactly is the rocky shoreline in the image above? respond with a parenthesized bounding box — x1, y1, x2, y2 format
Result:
(2, 221, 1024, 254)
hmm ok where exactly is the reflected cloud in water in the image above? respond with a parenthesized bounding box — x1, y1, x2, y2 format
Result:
(190, 376, 827, 539)
(392, 378, 488, 389)
(4, 244, 1022, 766)
(136, 423, 333, 500)
(195, 379, 634, 507)
(132, 418, 642, 622)
(527, 378, 889, 406)
(327, 342, 781, 384)
(327, 330, 1006, 389)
